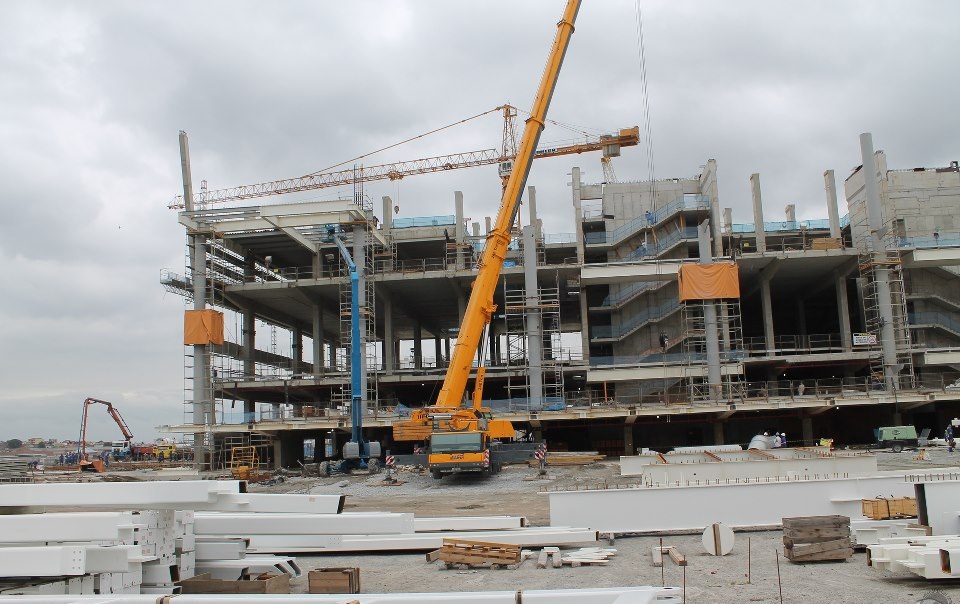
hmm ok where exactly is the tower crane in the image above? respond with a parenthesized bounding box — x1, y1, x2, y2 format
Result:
(168, 115, 637, 209)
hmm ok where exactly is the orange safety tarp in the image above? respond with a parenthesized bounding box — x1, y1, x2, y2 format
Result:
(677, 262, 740, 301)
(184, 309, 225, 345)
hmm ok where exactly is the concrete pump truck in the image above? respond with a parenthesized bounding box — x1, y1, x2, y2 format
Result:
(392, 0, 582, 479)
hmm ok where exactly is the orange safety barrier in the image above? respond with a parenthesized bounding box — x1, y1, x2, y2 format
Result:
(677, 263, 740, 301)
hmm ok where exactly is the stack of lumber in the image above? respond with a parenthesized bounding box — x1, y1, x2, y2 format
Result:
(810, 238, 842, 250)
(782, 515, 852, 562)
(527, 452, 605, 467)
(430, 539, 521, 570)
(561, 547, 617, 567)
(861, 496, 918, 520)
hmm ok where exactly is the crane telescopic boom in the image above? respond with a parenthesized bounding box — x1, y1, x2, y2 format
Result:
(434, 0, 581, 410)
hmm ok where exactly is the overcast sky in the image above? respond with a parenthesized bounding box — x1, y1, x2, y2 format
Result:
(1, 1, 958, 442)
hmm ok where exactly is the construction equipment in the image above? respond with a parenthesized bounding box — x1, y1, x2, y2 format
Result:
(395, 0, 582, 479)
(167, 118, 637, 208)
(874, 425, 919, 453)
(78, 398, 133, 472)
(318, 226, 381, 476)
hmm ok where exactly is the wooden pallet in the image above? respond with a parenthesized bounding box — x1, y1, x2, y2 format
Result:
(782, 515, 851, 562)
(431, 539, 521, 569)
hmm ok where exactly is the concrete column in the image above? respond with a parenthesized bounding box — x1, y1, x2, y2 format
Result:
(699, 159, 724, 258)
(698, 221, 722, 400)
(180, 131, 214, 468)
(527, 186, 540, 239)
(761, 279, 775, 352)
(382, 195, 393, 233)
(623, 425, 635, 455)
(383, 292, 395, 372)
(243, 306, 256, 379)
(457, 289, 467, 324)
(860, 133, 899, 390)
(801, 416, 814, 447)
(272, 438, 282, 471)
(823, 170, 842, 239)
(312, 305, 325, 372)
(454, 191, 465, 243)
(796, 299, 807, 345)
(485, 216, 492, 234)
(472, 222, 481, 237)
(835, 270, 853, 351)
(713, 422, 724, 446)
(784, 204, 796, 223)
(750, 174, 767, 253)
(291, 327, 303, 374)
(571, 167, 585, 264)
(488, 324, 498, 366)
(413, 323, 422, 370)
(444, 338, 451, 364)
(723, 208, 733, 241)
(435, 337, 443, 367)
(522, 225, 543, 406)
(311, 251, 322, 279)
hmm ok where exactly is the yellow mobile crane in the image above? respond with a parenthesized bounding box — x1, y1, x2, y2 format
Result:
(393, 0, 583, 479)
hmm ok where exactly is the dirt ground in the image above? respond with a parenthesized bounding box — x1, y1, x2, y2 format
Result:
(249, 449, 960, 603)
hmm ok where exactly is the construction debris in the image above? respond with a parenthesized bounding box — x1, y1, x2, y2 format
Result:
(651, 546, 686, 567)
(702, 522, 735, 556)
(527, 452, 605, 467)
(560, 547, 617, 567)
(783, 515, 853, 562)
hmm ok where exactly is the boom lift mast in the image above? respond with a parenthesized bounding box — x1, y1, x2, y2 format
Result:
(323, 226, 381, 473)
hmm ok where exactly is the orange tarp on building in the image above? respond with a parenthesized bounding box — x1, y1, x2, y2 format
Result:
(677, 263, 740, 301)
(184, 309, 225, 345)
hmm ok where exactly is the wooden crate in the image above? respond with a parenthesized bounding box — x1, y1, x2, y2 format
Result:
(433, 539, 521, 569)
(782, 515, 851, 562)
(861, 497, 917, 520)
(308, 567, 360, 594)
(178, 572, 290, 594)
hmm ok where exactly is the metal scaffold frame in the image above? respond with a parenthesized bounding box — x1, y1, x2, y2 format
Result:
(681, 299, 744, 402)
(855, 218, 915, 391)
(502, 272, 564, 410)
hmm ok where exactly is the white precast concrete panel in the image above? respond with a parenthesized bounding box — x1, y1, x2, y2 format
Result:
(82, 546, 137, 573)
(243, 527, 597, 553)
(0, 481, 238, 508)
(916, 480, 960, 535)
(413, 516, 525, 532)
(0, 512, 139, 543)
(196, 493, 344, 514)
(549, 473, 932, 533)
(193, 512, 415, 535)
(0, 546, 86, 577)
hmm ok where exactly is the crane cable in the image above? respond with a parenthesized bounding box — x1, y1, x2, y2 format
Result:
(634, 0, 670, 391)
(302, 105, 507, 178)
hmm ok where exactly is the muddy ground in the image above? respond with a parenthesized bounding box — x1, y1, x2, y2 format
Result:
(247, 449, 960, 603)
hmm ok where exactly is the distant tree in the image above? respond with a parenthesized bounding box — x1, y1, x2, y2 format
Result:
(35, 442, 47, 448)
(5, 439, 23, 449)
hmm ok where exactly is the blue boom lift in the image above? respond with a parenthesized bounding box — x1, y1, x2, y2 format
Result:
(319, 226, 381, 475)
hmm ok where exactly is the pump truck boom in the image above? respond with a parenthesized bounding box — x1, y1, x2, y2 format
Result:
(393, 0, 582, 479)
(78, 397, 133, 472)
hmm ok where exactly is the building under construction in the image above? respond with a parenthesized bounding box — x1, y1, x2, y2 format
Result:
(162, 133, 960, 470)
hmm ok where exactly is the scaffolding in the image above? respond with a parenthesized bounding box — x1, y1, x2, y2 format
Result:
(216, 433, 272, 473)
(681, 299, 744, 402)
(502, 277, 564, 410)
(856, 223, 915, 390)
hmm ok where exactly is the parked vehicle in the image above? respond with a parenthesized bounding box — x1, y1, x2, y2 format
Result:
(875, 426, 918, 453)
